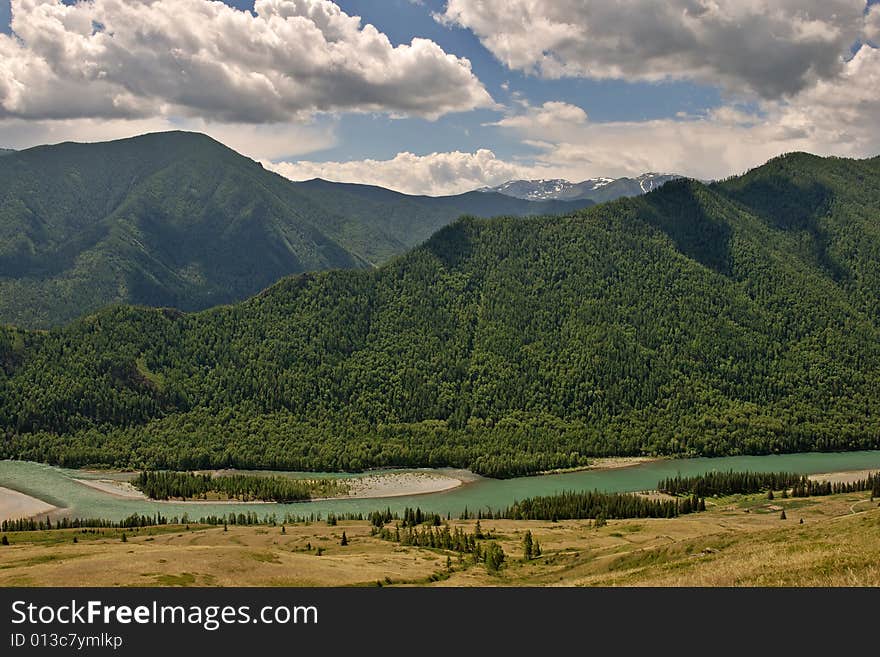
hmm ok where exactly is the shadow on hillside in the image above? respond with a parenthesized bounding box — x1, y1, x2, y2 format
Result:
(637, 181, 734, 276)
(720, 176, 846, 281)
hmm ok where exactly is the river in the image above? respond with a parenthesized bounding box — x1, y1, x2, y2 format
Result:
(2, 450, 880, 522)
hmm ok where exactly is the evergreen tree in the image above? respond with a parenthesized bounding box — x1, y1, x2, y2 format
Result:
(522, 530, 534, 561)
(780, 510, 787, 520)
(1, 535, 8, 545)
(340, 531, 348, 546)
(484, 542, 505, 573)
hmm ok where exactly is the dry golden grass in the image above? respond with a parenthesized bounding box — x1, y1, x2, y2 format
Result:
(1, 492, 877, 587)
(0, 522, 448, 587)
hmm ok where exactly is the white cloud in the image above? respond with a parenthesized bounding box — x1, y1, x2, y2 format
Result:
(266, 149, 533, 196)
(498, 47, 880, 181)
(0, 0, 494, 122)
(270, 45, 880, 192)
(866, 4, 880, 42)
(491, 101, 588, 131)
(439, 0, 874, 99)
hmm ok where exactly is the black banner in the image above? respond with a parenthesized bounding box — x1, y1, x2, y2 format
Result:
(0, 587, 874, 654)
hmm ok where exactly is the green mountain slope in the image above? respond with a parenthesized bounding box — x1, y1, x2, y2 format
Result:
(289, 179, 594, 264)
(1, 153, 879, 476)
(0, 132, 592, 328)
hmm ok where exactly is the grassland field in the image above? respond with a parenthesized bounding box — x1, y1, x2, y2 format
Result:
(1, 490, 878, 587)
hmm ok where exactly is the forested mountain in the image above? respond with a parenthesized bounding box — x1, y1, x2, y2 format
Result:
(1, 152, 879, 477)
(0, 132, 591, 328)
(286, 179, 593, 265)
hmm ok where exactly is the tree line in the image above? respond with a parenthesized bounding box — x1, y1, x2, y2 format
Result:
(132, 470, 348, 502)
(657, 470, 880, 498)
(497, 490, 705, 521)
(657, 470, 805, 496)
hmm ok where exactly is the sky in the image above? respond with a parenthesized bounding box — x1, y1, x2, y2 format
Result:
(1, 0, 879, 195)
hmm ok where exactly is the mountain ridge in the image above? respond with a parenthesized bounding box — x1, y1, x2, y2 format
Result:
(0, 131, 593, 328)
(480, 172, 681, 202)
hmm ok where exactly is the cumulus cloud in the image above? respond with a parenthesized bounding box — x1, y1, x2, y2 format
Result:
(266, 149, 534, 196)
(0, 0, 493, 122)
(438, 0, 874, 99)
(489, 46, 880, 181)
(866, 4, 880, 42)
(490, 101, 588, 131)
(271, 45, 880, 192)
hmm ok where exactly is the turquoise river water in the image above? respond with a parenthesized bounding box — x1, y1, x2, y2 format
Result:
(2, 450, 880, 522)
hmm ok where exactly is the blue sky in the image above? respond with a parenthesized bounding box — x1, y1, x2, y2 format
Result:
(211, 0, 724, 163)
(1, 1, 879, 193)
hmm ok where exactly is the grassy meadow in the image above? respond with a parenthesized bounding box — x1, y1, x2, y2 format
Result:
(0, 490, 877, 587)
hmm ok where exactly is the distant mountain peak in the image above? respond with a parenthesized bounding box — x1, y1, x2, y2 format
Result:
(479, 173, 682, 202)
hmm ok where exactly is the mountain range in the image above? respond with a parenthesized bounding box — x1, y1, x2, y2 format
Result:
(479, 173, 681, 203)
(2, 151, 879, 476)
(0, 132, 594, 328)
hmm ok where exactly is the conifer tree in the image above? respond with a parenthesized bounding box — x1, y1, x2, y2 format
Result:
(780, 510, 787, 520)
(484, 542, 505, 573)
(1, 535, 8, 545)
(340, 531, 348, 546)
(522, 530, 534, 561)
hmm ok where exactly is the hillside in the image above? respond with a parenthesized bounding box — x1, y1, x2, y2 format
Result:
(286, 179, 593, 265)
(1, 153, 880, 476)
(0, 132, 591, 328)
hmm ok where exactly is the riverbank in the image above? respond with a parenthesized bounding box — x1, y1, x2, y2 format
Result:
(539, 456, 661, 475)
(0, 486, 57, 523)
(808, 469, 879, 485)
(73, 469, 476, 504)
(333, 469, 476, 500)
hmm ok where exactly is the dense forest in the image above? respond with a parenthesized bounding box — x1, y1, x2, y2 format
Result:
(658, 469, 880, 498)
(132, 471, 348, 502)
(658, 471, 806, 496)
(498, 490, 704, 521)
(2, 153, 880, 476)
